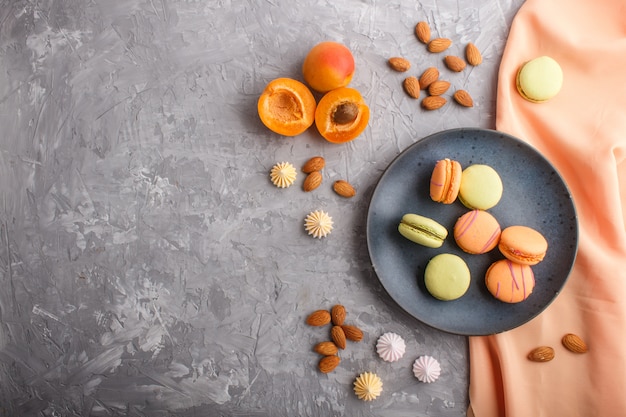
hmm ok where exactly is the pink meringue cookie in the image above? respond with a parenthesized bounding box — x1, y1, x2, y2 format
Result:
(412, 355, 441, 383)
(376, 332, 406, 362)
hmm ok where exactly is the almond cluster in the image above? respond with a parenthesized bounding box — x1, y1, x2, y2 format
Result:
(302, 156, 357, 198)
(306, 304, 364, 373)
(388, 20, 482, 110)
(527, 333, 588, 362)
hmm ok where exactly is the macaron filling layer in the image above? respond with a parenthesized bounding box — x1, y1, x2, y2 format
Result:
(498, 245, 545, 264)
(399, 223, 444, 240)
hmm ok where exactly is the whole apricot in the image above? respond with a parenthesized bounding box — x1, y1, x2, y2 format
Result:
(258, 78, 317, 137)
(315, 87, 370, 143)
(302, 41, 355, 93)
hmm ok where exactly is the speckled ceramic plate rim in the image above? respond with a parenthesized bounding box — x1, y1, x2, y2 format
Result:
(366, 128, 578, 335)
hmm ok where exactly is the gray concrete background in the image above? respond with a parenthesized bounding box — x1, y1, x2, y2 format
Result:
(0, 0, 523, 415)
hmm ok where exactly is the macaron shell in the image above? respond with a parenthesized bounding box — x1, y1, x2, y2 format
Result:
(424, 253, 471, 301)
(454, 210, 501, 254)
(458, 164, 503, 210)
(398, 213, 448, 248)
(430, 158, 462, 204)
(498, 225, 548, 265)
(516, 56, 563, 103)
(485, 259, 535, 303)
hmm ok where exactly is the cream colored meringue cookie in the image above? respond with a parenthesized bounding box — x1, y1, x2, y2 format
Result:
(353, 372, 383, 401)
(412, 355, 441, 383)
(270, 161, 297, 188)
(376, 332, 406, 362)
(304, 210, 333, 238)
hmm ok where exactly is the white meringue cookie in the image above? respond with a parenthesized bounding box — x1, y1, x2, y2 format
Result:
(412, 355, 441, 383)
(376, 332, 406, 362)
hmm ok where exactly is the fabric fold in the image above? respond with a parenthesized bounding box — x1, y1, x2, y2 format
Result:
(469, 0, 626, 415)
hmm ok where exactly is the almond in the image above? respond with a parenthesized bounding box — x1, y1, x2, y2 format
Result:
(418, 67, 439, 90)
(330, 325, 346, 349)
(302, 156, 325, 173)
(306, 310, 331, 326)
(427, 37, 452, 53)
(444, 55, 466, 72)
(331, 304, 346, 325)
(422, 96, 447, 110)
(527, 346, 555, 362)
(415, 21, 431, 44)
(333, 180, 356, 198)
(428, 80, 451, 96)
(340, 324, 363, 342)
(453, 90, 474, 107)
(466, 42, 482, 66)
(562, 333, 588, 353)
(303, 171, 322, 192)
(388, 57, 411, 72)
(314, 341, 338, 356)
(402, 76, 420, 99)
(318, 355, 340, 373)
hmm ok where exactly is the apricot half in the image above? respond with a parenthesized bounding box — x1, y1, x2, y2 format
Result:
(315, 87, 370, 143)
(302, 41, 355, 93)
(257, 78, 316, 137)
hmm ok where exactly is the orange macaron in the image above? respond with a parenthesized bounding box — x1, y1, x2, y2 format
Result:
(485, 259, 536, 303)
(498, 225, 548, 265)
(453, 210, 501, 254)
(430, 158, 462, 204)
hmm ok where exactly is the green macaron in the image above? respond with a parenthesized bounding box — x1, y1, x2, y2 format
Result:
(398, 213, 448, 248)
(516, 56, 563, 103)
(458, 164, 503, 210)
(424, 253, 471, 301)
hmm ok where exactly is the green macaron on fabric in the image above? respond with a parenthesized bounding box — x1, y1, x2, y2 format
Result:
(516, 56, 563, 103)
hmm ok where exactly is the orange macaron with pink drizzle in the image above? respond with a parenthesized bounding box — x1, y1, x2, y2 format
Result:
(430, 158, 462, 204)
(485, 259, 536, 303)
(453, 210, 501, 254)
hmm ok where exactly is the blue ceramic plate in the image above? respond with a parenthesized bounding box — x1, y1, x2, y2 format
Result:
(366, 128, 578, 335)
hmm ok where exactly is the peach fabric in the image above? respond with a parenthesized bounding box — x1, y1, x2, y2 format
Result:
(469, 0, 626, 416)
